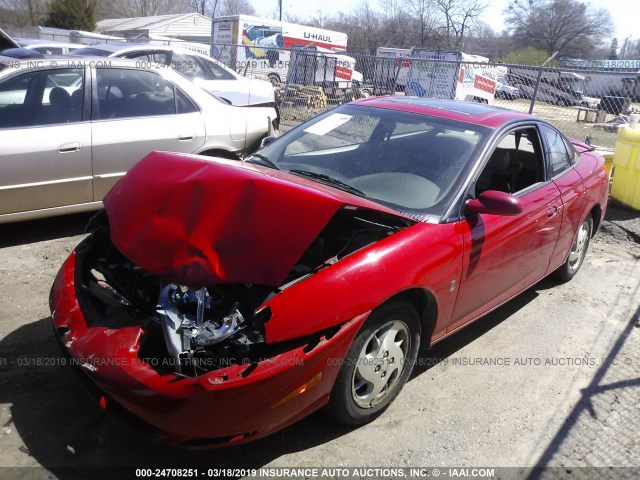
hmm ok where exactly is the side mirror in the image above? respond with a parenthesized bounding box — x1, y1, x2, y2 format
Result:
(465, 190, 523, 216)
(260, 136, 277, 149)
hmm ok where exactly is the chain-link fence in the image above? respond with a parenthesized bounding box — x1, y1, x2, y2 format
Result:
(211, 42, 639, 148)
(7, 28, 636, 148)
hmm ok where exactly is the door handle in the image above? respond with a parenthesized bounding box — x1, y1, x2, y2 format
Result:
(178, 133, 194, 141)
(547, 206, 558, 217)
(58, 142, 81, 153)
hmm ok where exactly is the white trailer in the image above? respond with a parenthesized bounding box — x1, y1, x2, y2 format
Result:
(406, 50, 498, 104)
(374, 47, 412, 91)
(286, 45, 362, 97)
(210, 15, 353, 86)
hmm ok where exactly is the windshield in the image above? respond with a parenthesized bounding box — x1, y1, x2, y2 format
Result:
(253, 105, 490, 218)
(572, 78, 585, 94)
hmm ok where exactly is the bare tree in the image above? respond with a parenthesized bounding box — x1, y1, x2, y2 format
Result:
(190, 0, 219, 17)
(282, 12, 305, 23)
(432, 0, 486, 49)
(624, 39, 640, 60)
(0, 0, 49, 27)
(323, 1, 382, 52)
(309, 9, 329, 28)
(504, 0, 613, 59)
(404, 0, 437, 46)
(462, 21, 510, 57)
(107, 0, 191, 17)
(357, 0, 381, 50)
(378, 0, 413, 47)
(218, 0, 255, 16)
(615, 36, 640, 60)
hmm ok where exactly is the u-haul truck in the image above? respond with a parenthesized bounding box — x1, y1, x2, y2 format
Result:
(406, 50, 498, 104)
(210, 15, 357, 87)
(374, 47, 412, 92)
(287, 45, 361, 97)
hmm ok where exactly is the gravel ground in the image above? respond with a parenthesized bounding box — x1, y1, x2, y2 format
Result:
(0, 201, 638, 480)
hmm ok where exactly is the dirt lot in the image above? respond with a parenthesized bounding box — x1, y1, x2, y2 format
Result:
(0, 201, 638, 479)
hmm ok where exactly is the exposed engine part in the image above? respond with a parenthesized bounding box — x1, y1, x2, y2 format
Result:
(76, 208, 410, 377)
(156, 284, 246, 372)
(284, 207, 412, 284)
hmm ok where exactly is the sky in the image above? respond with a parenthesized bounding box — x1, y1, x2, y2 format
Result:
(250, 0, 640, 43)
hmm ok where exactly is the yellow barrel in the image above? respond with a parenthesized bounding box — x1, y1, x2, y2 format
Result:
(611, 126, 640, 210)
(594, 148, 614, 180)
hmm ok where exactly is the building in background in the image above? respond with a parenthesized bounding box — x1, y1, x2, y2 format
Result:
(96, 13, 211, 44)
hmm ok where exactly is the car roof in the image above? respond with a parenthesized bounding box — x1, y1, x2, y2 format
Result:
(17, 39, 82, 48)
(0, 55, 179, 78)
(0, 47, 45, 59)
(75, 42, 206, 55)
(74, 42, 141, 53)
(72, 42, 240, 79)
(0, 54, 218, 105)
(354, 97, 534, 128)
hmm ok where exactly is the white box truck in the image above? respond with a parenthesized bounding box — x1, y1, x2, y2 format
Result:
(286, 45, 363, 98)
(406, 50, 498, 104)
(374, 47, 412, 92)
(210, 15, 356, 86)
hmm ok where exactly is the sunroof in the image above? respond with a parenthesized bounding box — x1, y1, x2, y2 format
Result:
(384, 97, 502, 116)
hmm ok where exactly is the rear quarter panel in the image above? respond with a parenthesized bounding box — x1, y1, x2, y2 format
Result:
(576, 151, 609, 228)
(548, 150, 608, 272)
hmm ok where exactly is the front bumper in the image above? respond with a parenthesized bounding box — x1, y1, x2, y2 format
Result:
(50, 248, 367, 446)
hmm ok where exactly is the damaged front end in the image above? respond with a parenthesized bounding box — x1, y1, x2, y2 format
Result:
(74, 204, 410, 378)
(50, 152, 415, 443)
(76, 224, 273, 378)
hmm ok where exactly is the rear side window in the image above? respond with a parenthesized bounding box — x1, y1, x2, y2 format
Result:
(71, 47, 111, 56)
(122, 51, 171, 65)
(33, 46, 63, 55)
(199, 57, 236, 80)
(177, 88, 197, 114)
(95, 68, 177, 119)
(541, 125, 572, 177)
(0, 68, 84, 128)
(171, 53, 206, 80)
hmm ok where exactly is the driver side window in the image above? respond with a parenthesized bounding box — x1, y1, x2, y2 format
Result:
(94, 68, 177, 120)
(476, 127, 546, 196)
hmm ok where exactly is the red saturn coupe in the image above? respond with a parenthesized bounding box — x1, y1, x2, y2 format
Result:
(50, 98, 608, 446)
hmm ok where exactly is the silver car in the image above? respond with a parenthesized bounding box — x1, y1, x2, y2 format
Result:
(0, 57, 278, 224)
(71, 43, 277, 109)
(16, 38, 83, 55)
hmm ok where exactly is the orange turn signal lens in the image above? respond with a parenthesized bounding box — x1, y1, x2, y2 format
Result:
(269, 371, 323, 410)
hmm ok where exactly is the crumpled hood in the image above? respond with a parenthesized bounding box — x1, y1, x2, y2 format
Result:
(195, 77, 275, 106)
(103, 152, 399, 288)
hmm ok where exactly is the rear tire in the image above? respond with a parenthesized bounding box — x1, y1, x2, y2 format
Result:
(326, 301, 420, 426)
(554, 215, 592, 282)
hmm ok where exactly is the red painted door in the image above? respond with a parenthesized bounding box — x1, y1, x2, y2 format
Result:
(448, 182, 563, 332)
(447, 124, 565, 333)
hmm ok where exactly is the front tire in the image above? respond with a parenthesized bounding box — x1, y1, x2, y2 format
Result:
(555, 215, 592, 282)
(327, 301, 421, 426)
